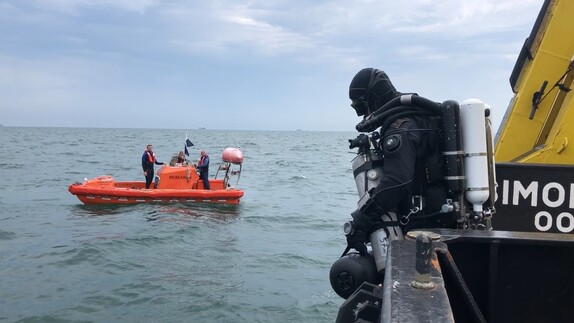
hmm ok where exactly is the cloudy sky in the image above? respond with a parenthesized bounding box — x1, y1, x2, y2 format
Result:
(0, 0, 542, 131)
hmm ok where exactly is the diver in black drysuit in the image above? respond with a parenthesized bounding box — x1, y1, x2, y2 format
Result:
(345, 68, 455, 254)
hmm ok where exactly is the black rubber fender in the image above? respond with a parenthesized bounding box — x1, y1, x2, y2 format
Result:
(329, 252, 379, 299)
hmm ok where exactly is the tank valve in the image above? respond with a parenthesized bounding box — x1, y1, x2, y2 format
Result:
(472, 211, 484, 223)
(441, 203, 454, 213)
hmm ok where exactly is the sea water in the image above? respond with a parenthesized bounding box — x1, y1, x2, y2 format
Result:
(0, 127, 359, 322)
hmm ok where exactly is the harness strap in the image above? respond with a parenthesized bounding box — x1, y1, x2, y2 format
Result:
(352, 159, 384, 178)
(371, 220, 401, 231)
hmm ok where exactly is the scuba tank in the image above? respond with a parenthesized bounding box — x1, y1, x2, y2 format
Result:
(350, 143, 404, 274)
(330, 132, 404, 299)
(460, 99, 497, 228)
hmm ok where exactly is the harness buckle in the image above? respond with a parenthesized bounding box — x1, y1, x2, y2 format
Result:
(412, 195, 423, 211)
(400, 206, 420, 225)
(400, 195, 423, 225)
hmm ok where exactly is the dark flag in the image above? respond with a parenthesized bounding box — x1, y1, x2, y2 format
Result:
(184, 138, 194, 156)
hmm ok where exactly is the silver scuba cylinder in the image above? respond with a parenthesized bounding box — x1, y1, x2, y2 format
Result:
(351, 149, 404, 273)
(351, 151, 383, 205)
(370, 213, 403, 273)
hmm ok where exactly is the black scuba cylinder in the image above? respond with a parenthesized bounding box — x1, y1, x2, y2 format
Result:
(439, 100, 465, 197)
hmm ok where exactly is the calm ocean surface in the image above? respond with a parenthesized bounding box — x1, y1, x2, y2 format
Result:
(0, 127, 359, 323)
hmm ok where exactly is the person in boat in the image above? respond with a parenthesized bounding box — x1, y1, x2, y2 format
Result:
(344, 67, 454, 254)
(196, 150, 210, 190)
(177, 151, 186, 164)
(141, 144, 164, 189)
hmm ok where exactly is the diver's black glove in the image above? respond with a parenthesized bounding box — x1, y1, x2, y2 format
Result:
(351, 209, 380, 233)
(340, 209, 380, 257)
(344, 225, 369, 256)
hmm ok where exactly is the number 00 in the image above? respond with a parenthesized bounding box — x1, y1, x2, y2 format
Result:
(534, 211, 574, 233)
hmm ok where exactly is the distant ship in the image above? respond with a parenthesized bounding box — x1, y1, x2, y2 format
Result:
(198, 126, 206, 130)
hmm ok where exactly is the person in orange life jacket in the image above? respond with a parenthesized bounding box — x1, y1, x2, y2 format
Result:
(141, 144, 164, 189)
(196, 150, 210, 190)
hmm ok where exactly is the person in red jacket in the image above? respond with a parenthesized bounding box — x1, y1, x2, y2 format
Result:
(141, 144, 164, 189)
(196, 150, 210, 190)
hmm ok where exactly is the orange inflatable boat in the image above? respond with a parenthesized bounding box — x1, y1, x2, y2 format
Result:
(69, 147, 244, 205)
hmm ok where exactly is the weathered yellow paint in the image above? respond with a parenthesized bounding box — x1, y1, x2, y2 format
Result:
(495, 0, 574, 165)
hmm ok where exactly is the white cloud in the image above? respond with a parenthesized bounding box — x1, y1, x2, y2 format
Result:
(157, 3, 314, 57)
(383, 0, 539, 36)
(0, 0, 545, 130)
(28, 0, 161, 14)
(13, 0, 539, 66)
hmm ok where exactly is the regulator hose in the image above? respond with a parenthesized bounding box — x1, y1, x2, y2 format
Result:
(356, 94, 442, 132)
(356, 106, 424, 133)
(378, 110, 435, 136)
(374, 94, 442, 116)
